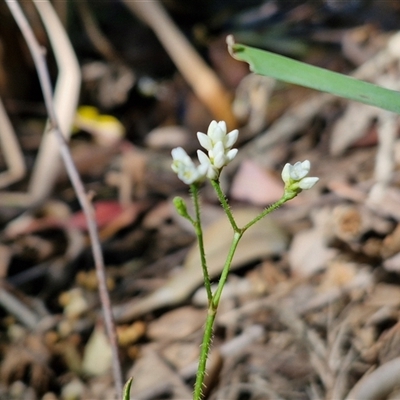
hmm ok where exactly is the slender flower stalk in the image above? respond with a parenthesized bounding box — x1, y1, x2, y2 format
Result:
(169, 121, 319, 400)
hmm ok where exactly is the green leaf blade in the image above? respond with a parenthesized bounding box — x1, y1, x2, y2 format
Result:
(230, 42, 400, 114)
(122, 377, 133, 400)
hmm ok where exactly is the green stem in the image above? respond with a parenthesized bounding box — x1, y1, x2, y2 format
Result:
(212, 231, 242, 308)
(190, 184, 212, 303)
(193, 231, 241, 400)
(193, 190, 295, 399)
(193, 308, 217, 400)
(211, 179, 239, 232)
(242, 192, 295, 233)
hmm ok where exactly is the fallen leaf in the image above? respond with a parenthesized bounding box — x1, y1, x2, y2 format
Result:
(69, 201, 123, 231)
(82, 324, 112, 377)
(145, 125, 191, 150)
(289, 208, 338, 277)
(147, 306, 205, 341)
(127, 347, 191, 398)
(330, 102, 378, 156)
(230, 160, 284, 205)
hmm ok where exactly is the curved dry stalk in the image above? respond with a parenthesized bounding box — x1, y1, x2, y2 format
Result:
(1, 0, 80, 207)
(5, 1, 123, 397)
(74, 0, 124, 63)
(0, 96, 26, 188)
(345, 357, 400, 400)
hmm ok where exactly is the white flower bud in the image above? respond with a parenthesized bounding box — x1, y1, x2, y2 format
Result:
(281, 160, 319, 194)
(171, 147, 207, 184)
(197, 150, 219, 180)
(197, 120, 239, 175)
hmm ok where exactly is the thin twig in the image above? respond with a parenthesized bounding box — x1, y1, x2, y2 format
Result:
(74, 0, 123, 63)
(345, 357, 400, 400)
(5, 1, 123, 397)
(1, 0, 80, 206)
(0, 282, 41, 329)
(0, 96, 26, 188)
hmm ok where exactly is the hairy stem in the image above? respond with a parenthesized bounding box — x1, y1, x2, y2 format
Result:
(211, 179, 239, 232)
(193, 190, 294, 399)
(243, 192, 295, 232)
(191, 184, 212, 302)
(212, 231, 242, 308)
(193, 307, 216, 400)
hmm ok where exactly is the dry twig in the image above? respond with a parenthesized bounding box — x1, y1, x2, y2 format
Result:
(345, 357, 400, 400)
(0, 97, 26, 188)
(1, 0, 80, 207)
(5, 1, 122, 397)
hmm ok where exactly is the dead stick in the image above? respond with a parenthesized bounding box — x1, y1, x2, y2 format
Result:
(5, 1, 123, 397)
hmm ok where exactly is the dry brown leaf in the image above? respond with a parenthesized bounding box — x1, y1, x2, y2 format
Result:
(366, 284, 400, 308)
(332, 204, 365, 242)
(59, 288, 89, 319)
(381, 223, 400, 259)
(377, 321, 400, 364)
(367, 187, 400, 220)
(59, 141, 119, 181)
(0, 333, 52, 393)
(81, 324, 112, 377)
(127, 346, 191, 399)
(117, 321, 146, 346)
(4, 200, 71, 238)
(160, 342, 199, 370)
(318, 261, 358, 292)
(192, 277, 253, 307)
(289, 208, 338, 277)
(230, 160, 284, 206)
(0, 244, 12, 278)
(383, 252, 400, 272)
(145, 125, 191, 150)
(330, 102, 378, 156)
(147, 306, 205, 341)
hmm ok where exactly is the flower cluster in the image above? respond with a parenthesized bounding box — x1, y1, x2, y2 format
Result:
(281, 160, 319, 196)
(171, 121, 319, 195)
(197, 121, 238, 179)
(171, 147, 208, 185)
(171, 120, 238, 184)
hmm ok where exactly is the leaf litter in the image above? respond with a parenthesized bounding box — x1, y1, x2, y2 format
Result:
(2, 2, 400, 399)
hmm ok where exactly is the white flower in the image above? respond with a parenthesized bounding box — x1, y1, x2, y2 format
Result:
(171, 147, 207, 184)
(298, 177, 319, 190)
(197, 120, 239, 172)
(281, 160, 319, 194)
(282, 160, 310, 182)
(197, 150, 219, 180)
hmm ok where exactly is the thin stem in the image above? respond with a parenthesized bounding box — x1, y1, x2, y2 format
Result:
(193, 308, 217, 400)
(6, 2, 123, 398)
(193, 191, 295, 399)
(210, 179, 239, 232)
(190, 184, 212, 302)
(193, 231, 242, 400)
(242, 192, 295, 233)
(212, 231, 242, 308)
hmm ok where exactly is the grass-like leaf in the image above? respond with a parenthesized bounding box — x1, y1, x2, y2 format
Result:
(227, 37, 400, 114)
(122, 377, 133, 400)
